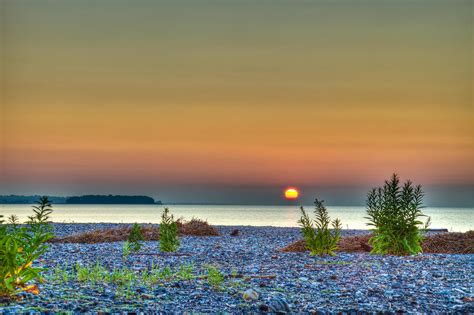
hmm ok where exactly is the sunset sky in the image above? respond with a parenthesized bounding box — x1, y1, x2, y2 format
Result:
(1, 0, 473, 205)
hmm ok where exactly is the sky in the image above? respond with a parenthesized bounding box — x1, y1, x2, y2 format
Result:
(1, 0, 473, 205)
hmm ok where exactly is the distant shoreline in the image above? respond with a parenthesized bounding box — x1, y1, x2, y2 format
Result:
(0, 194, 162, 205)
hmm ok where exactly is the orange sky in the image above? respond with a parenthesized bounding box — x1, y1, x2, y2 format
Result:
(1, 0, 473, 203)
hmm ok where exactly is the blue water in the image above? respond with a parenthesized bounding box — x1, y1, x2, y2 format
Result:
(0, 204, 472, 232)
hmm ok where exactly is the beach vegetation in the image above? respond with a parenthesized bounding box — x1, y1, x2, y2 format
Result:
(0, 197, 54, 299)
(53, 261, 201, 293)
(127, 223, 144, 252)
(176, 263, 195, 280)
(110, 267, 135, 286)
(160, 208, 180, 252)
(298, 198, 342, 256)
(75, 262, 135, 286)
(366, 173, 431, 255)
(205, 265, 225, 288)
(122, 241, 132, 258)
(52, 263, 71, 283)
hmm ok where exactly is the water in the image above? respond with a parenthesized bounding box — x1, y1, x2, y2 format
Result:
(0, 204, 472, 232)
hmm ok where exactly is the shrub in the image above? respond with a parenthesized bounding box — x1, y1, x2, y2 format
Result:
(127, 223, 144, 252)
(159, 208, 180, 252)
(365, 173, 430, 255)
(0, 197, 54, 298)
(298, 198, 342, 256)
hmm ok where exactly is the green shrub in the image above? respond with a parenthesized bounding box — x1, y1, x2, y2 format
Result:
(159, 208, 179, 252)
(366, 173, 431, 255)
(0, 197, 54, 298)
(298, 198, 342, 256)
(127, 223, 144, 252)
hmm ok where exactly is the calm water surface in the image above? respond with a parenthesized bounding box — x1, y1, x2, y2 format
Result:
(0, 204, 472, 232)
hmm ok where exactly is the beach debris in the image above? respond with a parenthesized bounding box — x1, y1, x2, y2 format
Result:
(421, 231, 474, 254)
(50, 219, 219, 244)
(230, 229, 239, 236)
(281, 231, 474, 254)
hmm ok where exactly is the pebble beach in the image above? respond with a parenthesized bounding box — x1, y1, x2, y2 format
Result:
(0, 224, 473, 314)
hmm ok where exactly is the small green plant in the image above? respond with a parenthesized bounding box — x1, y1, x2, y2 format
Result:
(158, 266, 173, 281)
(89, 262, 109, 283)
(110, 267, 135, 286)
(127, 223, 144, 252)
(298, 198, 342, 256)
(205, 265, 224, 288)
(122, 241, 132, 258)
(366, 173, 431, 255)
(75, 263, 90, 282)
(176, 263, 195, 280)
(141, 263, 160, 285)
(0, 197, 54, 298)
(159, 208, 180, 252)
(75, 262, 135, 287)
(51, 264, 71, 283)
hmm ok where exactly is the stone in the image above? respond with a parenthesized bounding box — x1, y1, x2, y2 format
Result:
(268, 297, 291, 314)
(242, 289, 259, 301)
(258, 304, 270, 312)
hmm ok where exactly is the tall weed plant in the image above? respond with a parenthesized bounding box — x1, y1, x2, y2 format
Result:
(0, 197, 54, 298)
(159, 208, 180, 252)
(366, 174, 430, 255)
(298, 199, 342, 256)
(127, 223, 144, 252)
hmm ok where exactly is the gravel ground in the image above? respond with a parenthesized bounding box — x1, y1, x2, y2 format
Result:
(0, 224, 473, 314)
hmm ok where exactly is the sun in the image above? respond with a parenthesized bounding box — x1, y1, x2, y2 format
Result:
(284, 187, 299, 200)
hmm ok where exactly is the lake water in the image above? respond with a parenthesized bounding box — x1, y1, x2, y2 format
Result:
(0, 204, 472, 232)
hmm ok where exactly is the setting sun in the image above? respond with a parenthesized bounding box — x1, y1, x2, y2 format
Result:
(284, 188, 299, 200)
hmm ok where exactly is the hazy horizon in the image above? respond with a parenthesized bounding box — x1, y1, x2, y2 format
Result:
(1, 183, 474, 207)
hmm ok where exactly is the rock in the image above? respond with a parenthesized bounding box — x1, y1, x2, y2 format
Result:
(268, 297, 291, 313)
(230, 229, 239, 236)
(392, 282, 402, 289)
(242, 289, 259, 301)
(259, 304, 270, 312)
